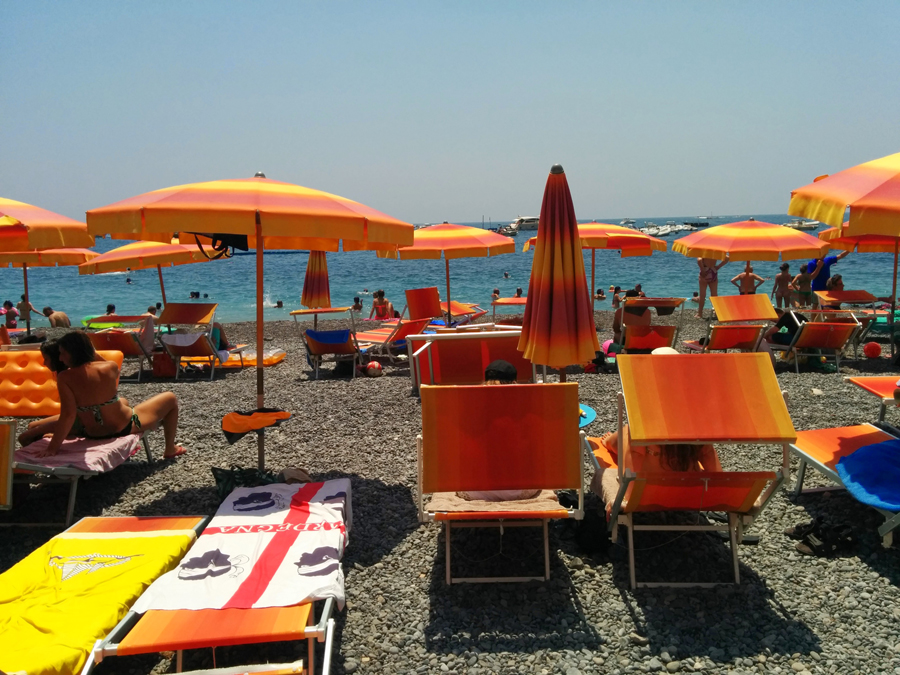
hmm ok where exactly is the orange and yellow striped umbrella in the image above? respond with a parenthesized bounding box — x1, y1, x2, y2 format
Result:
(78, 240, 214, 304)
(789, 152, 900, 234)
(819, 223, 900, 254)
(671, 219, 828, 261)
(301, 251, 331, 310)
(518, 165, 599, 372)
(377, 222, 514, 322)
(0, 197, 94, 251)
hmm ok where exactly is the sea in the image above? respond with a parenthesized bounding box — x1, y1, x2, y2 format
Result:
(1, 214, 892, 327)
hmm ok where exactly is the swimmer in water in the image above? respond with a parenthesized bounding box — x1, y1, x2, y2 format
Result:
(503, 272, 510, 279)
(275, 300, 284, 308)
(125, 277, 132, 285)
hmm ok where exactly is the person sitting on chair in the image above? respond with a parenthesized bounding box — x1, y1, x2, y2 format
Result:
(18, 331, 186, 459)
(457, 360, 540, 502)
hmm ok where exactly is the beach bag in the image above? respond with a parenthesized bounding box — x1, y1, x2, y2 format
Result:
(152, 348, 176, 377)
(211, 464, 280, 502)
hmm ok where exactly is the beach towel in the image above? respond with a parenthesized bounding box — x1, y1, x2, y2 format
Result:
(132, 480, 351, 613)
(836, 440, 900, 512)
(15, 434, 141, 472)
(0, 528, 196, 675)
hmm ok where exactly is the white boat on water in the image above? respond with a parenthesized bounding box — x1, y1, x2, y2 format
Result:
(498, 223, 519, 236)
(641, 227, 660, 236)
(620, 218, 636, 226)
(508, 216, 539, 231)
(785, 218, 820, 230)
(656, 226, 674, 237)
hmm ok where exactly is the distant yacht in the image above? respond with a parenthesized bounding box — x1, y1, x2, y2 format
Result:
(509, 216, 540, 231)
(683, 219, 709, 227)
(620, 218, 636, 226)
(785, 218, 819, 230)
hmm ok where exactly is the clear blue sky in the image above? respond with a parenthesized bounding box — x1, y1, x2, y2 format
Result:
(3, 2, 899, 224)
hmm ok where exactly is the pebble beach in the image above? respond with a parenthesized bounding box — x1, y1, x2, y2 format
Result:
(3, 311, 900, 675)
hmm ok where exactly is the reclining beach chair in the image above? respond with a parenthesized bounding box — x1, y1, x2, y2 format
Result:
(683, 324, 766, 353)
(620, 297, 685, 353)
(290, 306, 355, 332)
(585, 353, 792, 588)
(0, 515, 205, 675)
(84, 480, 350, 675)
(302, 328, 362, 379)
(158, 303, 246, 380)
(354, 317, 431, 362)
(767, 311, 859, 374)
(417, 383, 584, 584)
(491, 296, 528, 321)
(789, 423, 900, 547)
(621, 325, 677, 353)
(846, 376, 900, 421)
(88, 317, 155, 382)
(709, 294, 778, 324)
(441, 300, 488, 325)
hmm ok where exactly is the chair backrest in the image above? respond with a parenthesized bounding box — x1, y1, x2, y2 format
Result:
(161, 333, 215, 358)
(420, 383, 581, 493)
(157, 303, 218, 326)
(390, 318, 433, 342)
(622, 325, 676, 351)
(705, 324, 765, 352)
(304, 329, 357, 356)
(413, 333, 533, 385)
(0, 420, 14, 510)
(793, 322, 857, 349)
(405, 287, 442, 320)
(0, 350, 124, 418)
(442, 300, 478, 316)
(89, 331, 145, 358)
(621, 307, 652, 327)
(621, 471, 777, 514)
(710, 294, 778, 323)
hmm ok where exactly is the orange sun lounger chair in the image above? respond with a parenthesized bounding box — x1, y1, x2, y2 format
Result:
(0, 515, 205, 675)
(88, 318, 156, 382)
(683, 324, 766, 353)
(491, 296, 528, 321)
(619, 297, 685, 353)
(354, 317, 432, 362)
(586, 353, 793, 588)
(440, 300, 488, 324)
(302, 329, 363, 379)
(158, 303, 246, 380)
(846, 376, 900, 421)
(767, 311, 859, 374)
(709, 294, 778, 324)
(789, 423, 900, 547)
(417, 383, 584, 584)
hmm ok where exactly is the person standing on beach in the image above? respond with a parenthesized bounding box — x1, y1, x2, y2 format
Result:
(808, 250, 849, 306)
(771, 263, 795, 308)
(17, 295, 41, 325)
(696, 256, 729, 318)
(731, 263, 769, 295)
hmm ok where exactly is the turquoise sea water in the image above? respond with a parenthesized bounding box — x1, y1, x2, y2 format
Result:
(1, 213, 892, 326)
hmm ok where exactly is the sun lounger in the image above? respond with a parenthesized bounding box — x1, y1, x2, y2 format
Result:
(767, 311, 859, 374)
(620, 297, 686, 352)
(621, 324, 677, 352)
(417, 383, 584, 583)
(789, 423, 900, 547)
(586, 353, 793, 587)
(88, 319, 155, 382)
(710, 294, 778, 323)
(491, 296, 528, 321)
(157, 303, 246, 380)
(354, 317, 432, 362)
(303, 329, 362, 379)
(407, 329, 535, 390)
(440, 300, 488, 324)
(0, 515, 205, 675)
(290, 306, 354, 332)
(85, 480, 350, 675)
(683, 324, 766, 353)
(846, 375, 900, 421)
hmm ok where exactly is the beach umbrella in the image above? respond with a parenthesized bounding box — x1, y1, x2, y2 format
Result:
(301, 251, 331, 311)
(518, 165, 599, 379)
(671, 218, 828, 261)
(376, 222, 515, 323)
(86, 173, 414, 470)
(0, 249, 99, 333)
(78, 240, 213, 304)
(524, 222, 667, 309)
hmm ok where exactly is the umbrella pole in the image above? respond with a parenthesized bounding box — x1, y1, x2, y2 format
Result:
(445, 258, 452, 325)
(590, 249, 596, 313)
(22, 263, 31, 336)
(157, 265, 167, 305)
(892, 243, 898, 358)
(256, 213, 266, 471)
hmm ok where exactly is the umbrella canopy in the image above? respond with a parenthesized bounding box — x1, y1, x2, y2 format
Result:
(0, 248, 99, 333)
(86, 173, 414, 470)
(301, 251, 331, 310)
(78, 240, 213, 304)
(377, 223, 515, 322)
(518, 165, 599, 375)
(819, 223, 900, 254)
(671, 219, 828, 261)
(788, 152, 900, 233)
(0, 198, 94, 252)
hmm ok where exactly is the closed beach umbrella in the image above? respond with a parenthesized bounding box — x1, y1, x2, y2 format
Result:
(519, 165, 599, 378)
(524, 222, 667, 309)
(671, 219, 828, 261)
(78, 240, 213, 304)
(0, 248, 99, 333)
(301, 251, 332, 329)
(377, 222, 515, 323)
(86, 174, 413, 470)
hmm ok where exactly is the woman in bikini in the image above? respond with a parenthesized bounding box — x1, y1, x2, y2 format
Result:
(368, 290, 393, 320)
(18, 331, 185, 459)
(696, 255, 729, 319)
(791, 260, 823, 308)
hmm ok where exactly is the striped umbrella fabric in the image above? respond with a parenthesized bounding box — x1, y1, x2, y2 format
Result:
(301, 251, 331, 309)
(672, 219, 828, 261)
(518, 165, 599, 372)
(0, 197, 94, 251)
(788, 152, 900, 234)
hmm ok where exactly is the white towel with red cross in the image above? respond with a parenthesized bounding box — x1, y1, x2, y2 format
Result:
(132, 479, 350, 612)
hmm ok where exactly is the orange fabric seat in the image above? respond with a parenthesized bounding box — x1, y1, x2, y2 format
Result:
(405, 286, 442, 320)
(710, 294, 778, 323)
(409, 332, 534, 387)
(621, 324, 676, 352)
(848, 375, 899, 421)
(302, 329, 361, 379)
(684, 324, 765, 353)
(355, 318, 432, 361)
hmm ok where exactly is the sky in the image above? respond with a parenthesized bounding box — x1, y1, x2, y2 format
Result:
(3, 1, 899, 224)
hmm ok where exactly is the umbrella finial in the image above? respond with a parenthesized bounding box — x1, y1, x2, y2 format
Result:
(254, 171, 267, 178)
(748, 217, 755, 221)
(550, 164, 565, 175)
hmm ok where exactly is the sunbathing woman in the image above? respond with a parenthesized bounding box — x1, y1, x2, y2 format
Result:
(591, 425, 722, 516)
(18, 331, 186, 459)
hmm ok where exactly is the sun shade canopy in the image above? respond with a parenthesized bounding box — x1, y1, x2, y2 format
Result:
(78, 240, 210, 275)
(0, 248, 98, 268)
(709, 294, 779, 323)
(524, 223, 667, 257)
(819, 223, 900, 253)
(618, 353, 796, 445)
(379, 222, 515, 260)
(0, 197, 94, 251)
(672, 220, 829, 261)
(301, 250, 331, 309)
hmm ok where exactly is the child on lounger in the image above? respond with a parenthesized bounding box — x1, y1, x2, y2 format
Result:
(457, 361, 541, 502)
(591, 426, 722, 516)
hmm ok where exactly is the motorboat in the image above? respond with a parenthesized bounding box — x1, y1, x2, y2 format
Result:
(498, 223, 519, 236)
(656, 226, 674, 237)
(509, 216, 540, 231)
(620, 218, 636, 226)
(785, 218, 819, 230)
(641, 226, 660, 236)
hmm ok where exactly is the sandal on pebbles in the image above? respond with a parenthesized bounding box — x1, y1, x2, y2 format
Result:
(796, 526, 857, 557)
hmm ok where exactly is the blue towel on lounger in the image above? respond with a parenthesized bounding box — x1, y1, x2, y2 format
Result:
(836, 440, 900, 512)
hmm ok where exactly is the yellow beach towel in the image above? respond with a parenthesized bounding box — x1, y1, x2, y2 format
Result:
(0, 530, 195, 675)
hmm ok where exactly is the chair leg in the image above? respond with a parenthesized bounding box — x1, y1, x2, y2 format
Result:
(137, 358, 143, 383)
(835, 351, 841, 373)
(209, 358, 215, 381)
(175, 357, 181, 380)
(729, 513, 741, 585)
(142, 435, 153, 463)
(627, 514, 636, 590)
(65, 476, 79, 527)
(445, 522, 452, 585)
(794, 459, 807, 499)
(307, 602, 316, 675)
(176, 650, 183, 672)
(794, 350, 800, 375)
(543, 519, 550, 580)
(880, 402, 887, 423)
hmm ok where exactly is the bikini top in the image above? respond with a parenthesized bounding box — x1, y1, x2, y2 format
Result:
(76, 395, 121, 424)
